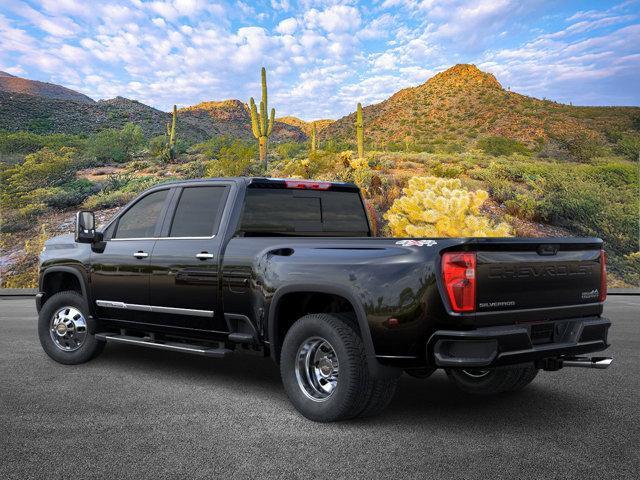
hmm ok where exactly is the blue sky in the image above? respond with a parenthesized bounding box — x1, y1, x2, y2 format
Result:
(0, 0, 638, 120)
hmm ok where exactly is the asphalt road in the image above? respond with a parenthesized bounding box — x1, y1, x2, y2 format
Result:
(1, 296, 638, 479)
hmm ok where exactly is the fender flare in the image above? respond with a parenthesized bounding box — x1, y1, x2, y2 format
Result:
(267, 283, 392, 376)
(40, 265, 89, 305)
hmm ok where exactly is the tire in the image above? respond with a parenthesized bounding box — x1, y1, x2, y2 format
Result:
(38, 291, 105, 365)
(354, 375, 399, 418)
(404, 367, 436, 379)
(446, 363, 538, 395)
(280, 313, 395, 422)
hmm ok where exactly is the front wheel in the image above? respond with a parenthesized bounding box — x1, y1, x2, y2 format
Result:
(38, 291, 105, 365)
(446, 364, 538, 395)
(280, 313, 397, 422)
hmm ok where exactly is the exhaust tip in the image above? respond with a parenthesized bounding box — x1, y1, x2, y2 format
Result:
(562, 356, 613, 369)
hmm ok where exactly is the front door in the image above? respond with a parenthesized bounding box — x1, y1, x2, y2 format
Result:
(91, 188, 171, 323)
(148, 184, 230, 331)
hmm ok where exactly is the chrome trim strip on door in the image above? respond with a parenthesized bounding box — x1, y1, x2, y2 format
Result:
(111, 234, 217, 241)
(151, 305, 214, 317)
(96, 300, 214, 317)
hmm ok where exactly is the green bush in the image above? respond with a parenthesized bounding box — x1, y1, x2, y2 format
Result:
(203, 138, 257, 177)
(148, 135, 167, 157)
(0, 147, 80, 210)
(555, 132, 603, 162)
(615, 133, 640, 160)
(32, 178, 98, 209)
(83, 190, 136, 210)
(88, 123, 144, 162)
(432, 163, 464, 178)
(0, 131, 87, 154)
(275, 141, 306, 160)
(477, 136, 529, 156)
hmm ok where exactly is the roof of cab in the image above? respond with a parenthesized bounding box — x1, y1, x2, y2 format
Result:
(156, 177, 360, 191)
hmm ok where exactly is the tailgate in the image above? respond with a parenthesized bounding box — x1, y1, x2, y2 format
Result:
(472, 239, 604, 313)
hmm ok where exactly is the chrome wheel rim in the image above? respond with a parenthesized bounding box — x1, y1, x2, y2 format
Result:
(49, 306, 87, 352)
(295, 337, 339, 402)
(461, 368, 491, 379)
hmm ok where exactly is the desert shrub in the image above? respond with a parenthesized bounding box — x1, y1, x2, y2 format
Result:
(279, 151, 339, 180)
(275, 141, 306, 160)
(83, 190, 136, 210)
(432, 163, 463, 178)
(0, 147, 80, 211)
(32, 178, 99, 209)
(148, 135, 167, 157)
(27, 117, 54, 134)
(175, 160, 206, 179)
(88, 123, 144, 163)
(504, 194, 540, 220)
(0, 131, 87, 154)
(615, 133, 640, 160)
(478, 136, 529, 156)
(555, 132, 603, 162)
(1, 226, 48, 288)
(384, 176, 512, 237)
(204, 139, 256, 177)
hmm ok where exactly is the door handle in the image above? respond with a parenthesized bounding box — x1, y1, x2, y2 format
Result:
(196, 252, 214, 260)
(133, 251, 149, 259)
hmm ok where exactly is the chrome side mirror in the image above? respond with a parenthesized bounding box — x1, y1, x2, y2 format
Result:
(75, 211, 96, 243)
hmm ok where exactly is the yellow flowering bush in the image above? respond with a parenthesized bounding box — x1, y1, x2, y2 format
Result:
(384, 176, 512, 237)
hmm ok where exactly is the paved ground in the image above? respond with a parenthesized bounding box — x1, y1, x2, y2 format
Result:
(1, 297, 638, 479)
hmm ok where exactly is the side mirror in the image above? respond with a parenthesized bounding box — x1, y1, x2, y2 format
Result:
(75, 211, 96, 243)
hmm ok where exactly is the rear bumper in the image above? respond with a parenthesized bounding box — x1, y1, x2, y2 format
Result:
(427, 316, 610, 368)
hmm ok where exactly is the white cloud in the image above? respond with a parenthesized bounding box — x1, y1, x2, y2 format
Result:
(305, 5, 361, 33)
(271, 0, 291, 11)
(276, 17, 298, 35)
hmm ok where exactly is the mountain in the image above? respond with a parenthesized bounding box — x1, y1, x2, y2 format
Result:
(179, 100, 306, 142)
(321, 64, 640, 148)
(0, 91, 204, 140)
(0, 75, 305, 142)
(277, 116, 334, 135)
(0, 71, 94, 104)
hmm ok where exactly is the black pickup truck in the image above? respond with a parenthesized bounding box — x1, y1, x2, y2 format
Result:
(37, 177, 612, 421)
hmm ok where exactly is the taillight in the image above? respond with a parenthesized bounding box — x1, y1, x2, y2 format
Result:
(599, 249, 607, 302)
(442, 252, 476, 313)
(284, 180, 331, 190)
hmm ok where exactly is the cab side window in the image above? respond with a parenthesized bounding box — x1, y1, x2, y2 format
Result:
(169, 186, 227, 237)
(114, 189, 169, 239)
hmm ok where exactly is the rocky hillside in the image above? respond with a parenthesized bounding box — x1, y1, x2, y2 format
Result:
(0, 74, 306, 143)
(0, 71, 94, 104)
(321, 64, 640, 148)
(277, 116, 334, 135)
(179, 100, 306, 142)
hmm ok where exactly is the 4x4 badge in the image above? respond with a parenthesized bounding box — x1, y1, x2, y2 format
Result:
(395, 239, 437, 247)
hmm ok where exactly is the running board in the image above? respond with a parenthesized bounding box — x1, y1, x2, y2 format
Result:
(95, 333, 233, 358)
(562, 356, 612, 369)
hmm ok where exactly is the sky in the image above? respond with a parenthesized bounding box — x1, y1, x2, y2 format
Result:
(0, 0, 639, 120)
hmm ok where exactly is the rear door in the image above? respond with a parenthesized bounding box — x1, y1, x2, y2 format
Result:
(147, 183, 231, 331)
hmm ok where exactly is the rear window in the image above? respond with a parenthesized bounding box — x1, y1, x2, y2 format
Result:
(239, 188, 369, 236)
(169, 186, 227, 237)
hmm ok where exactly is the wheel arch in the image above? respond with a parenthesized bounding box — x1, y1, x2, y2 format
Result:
(40, 266, 89, 309)
(268, 283, 381, 374)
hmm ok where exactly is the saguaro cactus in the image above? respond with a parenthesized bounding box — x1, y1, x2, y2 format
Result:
(355, 102, 364, 160)
(310, 122, 317, 152)
(165, 104, 177, 161)
(250, 67, 275, 167)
